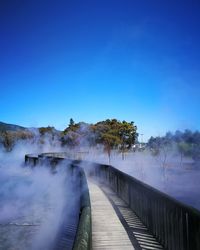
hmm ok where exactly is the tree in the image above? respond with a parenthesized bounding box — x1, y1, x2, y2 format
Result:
(93, 119, 137, 162)
(177, 142, 191, 167)
(62, 120, 92, 149)
(69, 118, 75, 127)
(62, 118, 138, 162)
(101, 133, 121, 164)
(119, 120, 137, 159)
(1, 131, 15, 152)
(147, 135, 172, 182)
(39, 126, 54, 136)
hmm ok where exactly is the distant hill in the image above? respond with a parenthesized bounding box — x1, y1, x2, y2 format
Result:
(0, 121, 61, 134)
(0, 121, 27, 132)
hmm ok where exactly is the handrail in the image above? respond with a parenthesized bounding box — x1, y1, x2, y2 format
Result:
(92, 163, 200, 250)
(73, 169, 92, 250)
(25, 153, 200, 250)
(24, 153, 92, 250)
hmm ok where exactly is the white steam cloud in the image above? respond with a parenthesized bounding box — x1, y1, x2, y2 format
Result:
(0, 125, 200, 249)
(0, 139, 73, 250)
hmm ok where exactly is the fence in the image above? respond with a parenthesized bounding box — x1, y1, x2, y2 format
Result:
(92, 163, 200, 250)
(25, 153, 92, 250)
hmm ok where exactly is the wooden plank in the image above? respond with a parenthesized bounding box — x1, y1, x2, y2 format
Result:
(88, 181, 134, 250)
(100, 185, 164, 250)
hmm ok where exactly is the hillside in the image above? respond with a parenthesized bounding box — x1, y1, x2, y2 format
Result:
(0, 121, 26, 132)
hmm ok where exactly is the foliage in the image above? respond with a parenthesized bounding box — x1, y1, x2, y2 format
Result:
(0, 119, 138, 156)
(38, 126, 61, 146)
(0, 121, 26, 132)
(62, 120, 93, 148)
(147, 130, 200, 162)
(62, 118, 138, 162)
(39, 126, 55, 136)
(93, 119, 137, 161)
(0, 130, 33, 151)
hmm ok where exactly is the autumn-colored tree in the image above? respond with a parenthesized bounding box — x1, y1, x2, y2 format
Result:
(1, 131, 15, 151)
(39, 126, 55, 136)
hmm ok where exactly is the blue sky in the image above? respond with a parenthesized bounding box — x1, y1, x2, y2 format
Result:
(0, 0, 200, 141)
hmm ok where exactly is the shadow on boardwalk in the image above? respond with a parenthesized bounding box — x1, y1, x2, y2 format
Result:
(88, 179, 164, 250)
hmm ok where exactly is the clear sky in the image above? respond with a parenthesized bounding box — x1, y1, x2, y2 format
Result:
(0, 0, 200, 141)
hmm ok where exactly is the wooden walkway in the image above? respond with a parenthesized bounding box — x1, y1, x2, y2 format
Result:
(88, 180, 164, 250)
(88, 181, 134, 250)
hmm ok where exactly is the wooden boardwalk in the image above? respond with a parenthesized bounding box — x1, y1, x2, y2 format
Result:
(88, 180, 164, 250)
(88, 181, 134, 250)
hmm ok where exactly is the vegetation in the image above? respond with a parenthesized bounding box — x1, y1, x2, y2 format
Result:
(93, 119, 137, 161)
(0, 121, 26, 132)
(0, 118, 136, 161)
(62, 119, 138, 162)
(0, 130, 33, 151)
(3, 120, 200, 167)
(147, 130, 200, 164)
(0, 119, 138, 158)
(0, 122, 60, 151)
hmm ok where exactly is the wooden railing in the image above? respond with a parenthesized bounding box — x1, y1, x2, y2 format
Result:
(91, 163, 200, 250)
(25, 153, 200, 250)
(25, 153, 92, 250)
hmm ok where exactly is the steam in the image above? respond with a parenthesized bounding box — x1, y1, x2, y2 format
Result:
(82, 149, 200, 210)
(68, 124, 200, 211)
(0, 144, 72, 250)
(0, 124, 200, 248)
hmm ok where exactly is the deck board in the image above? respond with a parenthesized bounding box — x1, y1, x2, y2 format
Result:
(99, 184, 164, 250)
(88, 179, 164, 250)
(88, 181, 134, 250)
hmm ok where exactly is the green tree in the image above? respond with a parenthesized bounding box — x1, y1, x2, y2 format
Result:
(93, 119, 137, 162)
(69, 118, 75, 127)
(62, 118, 138, 162)
(119, 120, 137, 159)
(177, 142, 191, 167)
(101, 133, 121, 164)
